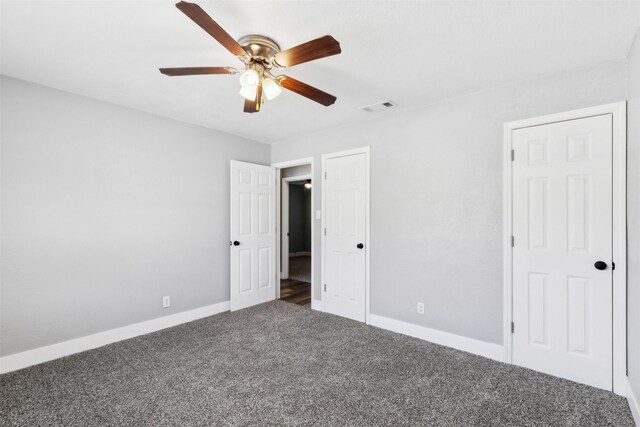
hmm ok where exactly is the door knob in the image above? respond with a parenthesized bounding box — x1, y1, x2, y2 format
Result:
(594, 261, 607, 270)
(233, 241, 240, 246)
(357, 243, 364, 249)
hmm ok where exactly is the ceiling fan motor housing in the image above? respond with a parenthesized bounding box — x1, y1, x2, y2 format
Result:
(237, 35, 281, 64)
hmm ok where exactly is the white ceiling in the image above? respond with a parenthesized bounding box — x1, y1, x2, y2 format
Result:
(2, 1, 639, 144)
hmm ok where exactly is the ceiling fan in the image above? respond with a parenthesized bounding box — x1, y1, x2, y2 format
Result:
(159, 1, 342, 113)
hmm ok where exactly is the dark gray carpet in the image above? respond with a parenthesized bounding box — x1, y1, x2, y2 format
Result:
(0, 301, 633, 426)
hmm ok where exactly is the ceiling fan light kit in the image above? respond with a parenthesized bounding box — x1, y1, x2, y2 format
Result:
(262, 77, 282, 100)
(159, 1, 342, 113)
(239, 68, 260, 89)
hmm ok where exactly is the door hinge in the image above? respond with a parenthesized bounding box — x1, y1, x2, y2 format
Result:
(511, 149, 515, 161)
(511, 322, 515, 333)
(612, 261, 616, 270)
(324, 283, 327, 292)
(324, 172, 327, 180)
(324, 228, 327, 236)
(511, 236, 514, 247)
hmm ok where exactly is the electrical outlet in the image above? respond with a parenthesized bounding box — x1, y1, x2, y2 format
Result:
(417, 302, 425, 315)
(162, 296, 171, 308)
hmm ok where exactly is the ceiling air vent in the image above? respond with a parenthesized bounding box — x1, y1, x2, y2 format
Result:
(361, 100, 398, 113)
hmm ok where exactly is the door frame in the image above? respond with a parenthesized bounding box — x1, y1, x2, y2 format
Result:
(502, 102, 627, 395)
(281, 174, 313, 282)
(321, 147, 371, 323)
(271, 158, 314, 301)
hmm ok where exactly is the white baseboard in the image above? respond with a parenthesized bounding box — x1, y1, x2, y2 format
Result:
(368, 313, 504, 362)
(311, 298, 323, 311)
(628, 378, 640, 427)
(0, 300, 230, 374)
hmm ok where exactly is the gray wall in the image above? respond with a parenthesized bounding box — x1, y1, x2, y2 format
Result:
(288, 183, 311, 254)
(627, 32, 640, 405)
(272, 60, 628, 345)
(0, 76, 270, 356)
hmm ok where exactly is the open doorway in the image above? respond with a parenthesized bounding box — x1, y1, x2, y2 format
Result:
(275, 162, 313, 307)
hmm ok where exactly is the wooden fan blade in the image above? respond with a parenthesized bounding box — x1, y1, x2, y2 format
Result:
(273, 35, 341, 68)
(243, 98, 257, 113)
(256, 81, 263, 111)
(243, 82, 263, 113)
(175, 1, 246, 57)
(159, 67, 237, 76)
(276, 76, 336, 106)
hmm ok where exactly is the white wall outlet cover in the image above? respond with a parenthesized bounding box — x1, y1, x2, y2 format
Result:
(162, 296, 171, 308)
(417, 302, 425, 314)
(315, 210, 321, 220)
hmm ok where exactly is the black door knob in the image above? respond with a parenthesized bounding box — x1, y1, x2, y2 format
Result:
(357, 243, 364, 249)
(233, 241, 240, 246)
(594, 261, 607, 270)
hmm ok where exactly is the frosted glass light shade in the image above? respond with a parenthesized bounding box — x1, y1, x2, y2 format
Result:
(239, 85, 257, 101)
(263, 77, 282, 100)
(240, 69, 259, 88)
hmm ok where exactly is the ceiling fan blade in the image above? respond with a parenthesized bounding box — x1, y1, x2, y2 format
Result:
(243, 82, 263, 113)
(243, 98, 257, 113)
(159, 67, 237, 76)
(175, 1, 246, 57)
(276, 76, 336, 106)
(273, 35, 341, 68)
(256, 81, 263, 111)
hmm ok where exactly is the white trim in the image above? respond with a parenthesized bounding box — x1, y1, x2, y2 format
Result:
(275, 168, 283, 296)
(282, 174, 312, 182)
(272, 158, 314, 307)
(311, 298, 322, 311)
(369, 313, 504, 362)
(321, 147, 371, 323)
(271, 158, 315, 170)
(502, 121, 514, 365)
(502, 102, 627, 395)
(611, 103, 627, 395)
(628, 379, 640, 427)
(0, 301, 230, 374)
(281, 177, 289, 282)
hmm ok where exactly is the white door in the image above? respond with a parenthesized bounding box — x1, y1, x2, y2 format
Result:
(230, 161, 276, 311)
(324, 153, 367, 322)
(512, 114, 613, 390)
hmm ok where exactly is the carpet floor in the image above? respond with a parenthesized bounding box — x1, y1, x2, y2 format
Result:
(0, 301, 633, 426)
